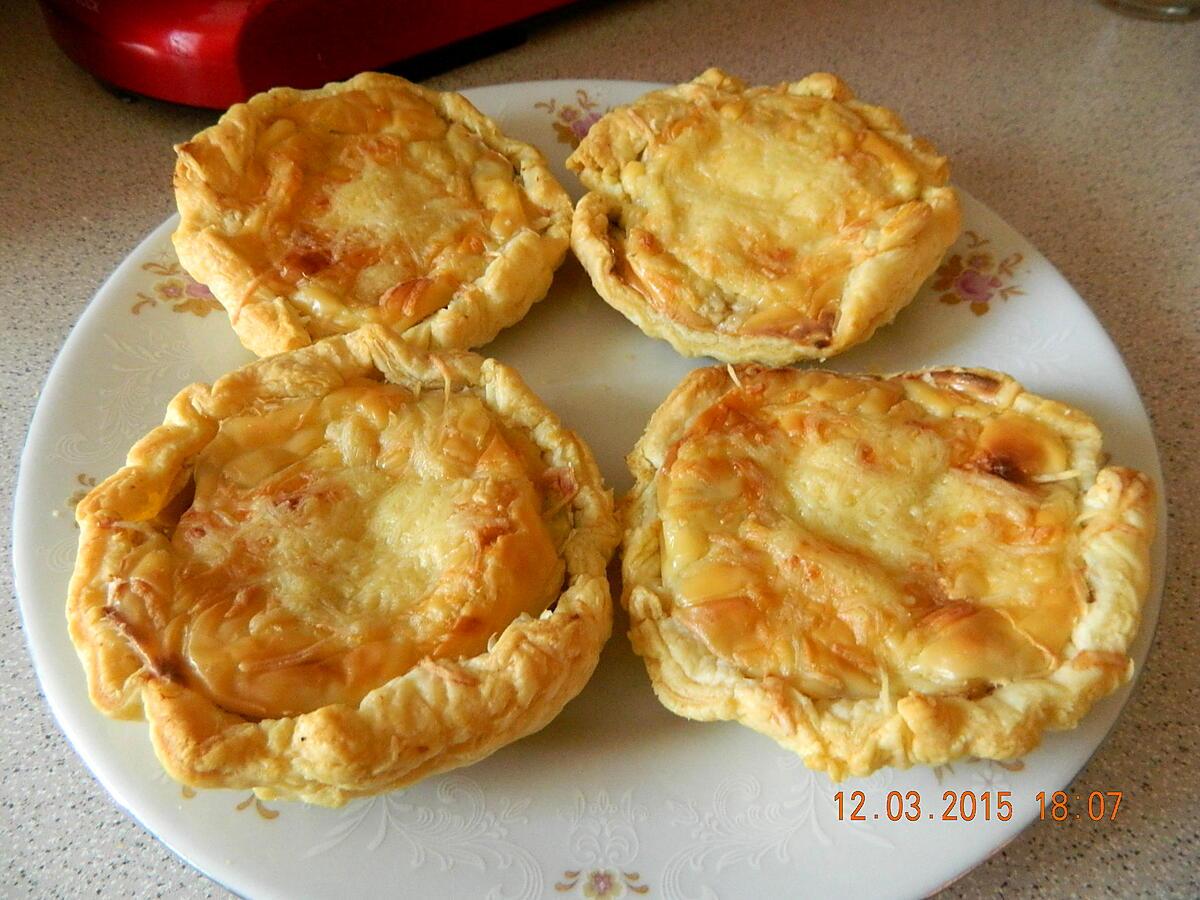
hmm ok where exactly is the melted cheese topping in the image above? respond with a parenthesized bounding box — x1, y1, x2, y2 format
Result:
(657, 370, 1086, 700)
(603, 82, 948, 343)
(208, 84, 546, 336)
(110, 381, 570, 719)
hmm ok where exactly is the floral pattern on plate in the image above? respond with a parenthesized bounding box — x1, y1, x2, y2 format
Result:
(934, 230, 1025, 315)
(305, 776, 542, 899)
(555, 791, 650, 896)
(133, 259, 221, 317)
(535, 90, 606, 148)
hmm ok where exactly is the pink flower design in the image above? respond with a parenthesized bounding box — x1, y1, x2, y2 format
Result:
(132, 261, 222, 317)
(185, 279, 213, 299)
(934, 232, 1025, 316)
(582, 869, 622, 899)
(572, 111, 602, 141)
(954, 268, 1002, 304)
(155, 280, 184, 300)
(536, 90, 606, 148)
(555, 866, 646, 896)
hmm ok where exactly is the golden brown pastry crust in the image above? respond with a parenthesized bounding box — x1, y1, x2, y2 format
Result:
(622, 365, 1155, 778)
(569, 69, 961, 365)
(173, 72, 572, 357)
(68, 326, 618, 806)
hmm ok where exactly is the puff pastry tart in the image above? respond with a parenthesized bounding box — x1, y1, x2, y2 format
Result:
(67, 326, 617, 805)
(623, 365, 1155, 777)
(173, 72, 572, 358)
(569, 69, 961, 365)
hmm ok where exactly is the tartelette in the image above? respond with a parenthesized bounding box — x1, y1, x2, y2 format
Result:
(68, 326, 617, 805)
(622, 365, 1155, 777)
(173, 72, 572, 357)
(569, 69, 961, 364)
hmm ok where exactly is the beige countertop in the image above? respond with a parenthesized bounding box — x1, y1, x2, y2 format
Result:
(2, 0, 1197, 896)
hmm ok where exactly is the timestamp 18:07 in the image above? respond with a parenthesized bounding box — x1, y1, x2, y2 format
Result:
(835, 790, 1124, 823)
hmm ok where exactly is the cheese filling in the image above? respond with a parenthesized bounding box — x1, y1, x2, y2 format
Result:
(107, 381, 570, 719)
(656, 370, 1086, 700)
(216, 85, 547, 335)
(614, 89, 946, 342)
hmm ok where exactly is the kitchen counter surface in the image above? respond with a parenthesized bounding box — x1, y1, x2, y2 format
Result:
(2, 0, 1197, 896)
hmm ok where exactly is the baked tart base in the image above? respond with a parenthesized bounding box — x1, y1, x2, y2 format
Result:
(173, 72, 573, 358)
(569, 69, 961, 365)
(622, 364, 1155, 778)
(68, 326, 618, 805)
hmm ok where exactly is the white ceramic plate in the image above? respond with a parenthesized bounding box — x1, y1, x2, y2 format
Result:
(14, 80, 1166, 900)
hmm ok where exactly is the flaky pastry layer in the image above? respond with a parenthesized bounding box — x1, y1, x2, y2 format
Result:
(569, 69, 961, 365)
(173, 72, 572, 357)
(622, 365, 1155, 778)
(68, 326, 618, 805)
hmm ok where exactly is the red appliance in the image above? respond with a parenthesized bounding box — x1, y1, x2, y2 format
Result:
(40, 0, 577, 109)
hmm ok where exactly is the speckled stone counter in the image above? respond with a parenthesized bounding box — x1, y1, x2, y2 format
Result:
(2, 1, 1196, 896)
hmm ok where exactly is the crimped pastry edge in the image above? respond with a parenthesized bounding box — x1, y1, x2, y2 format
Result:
(67, 325, 619, 806)
(172, 71, 573, 358)
(621, 364, 1155, 778)
(568, 69, 962, 365)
